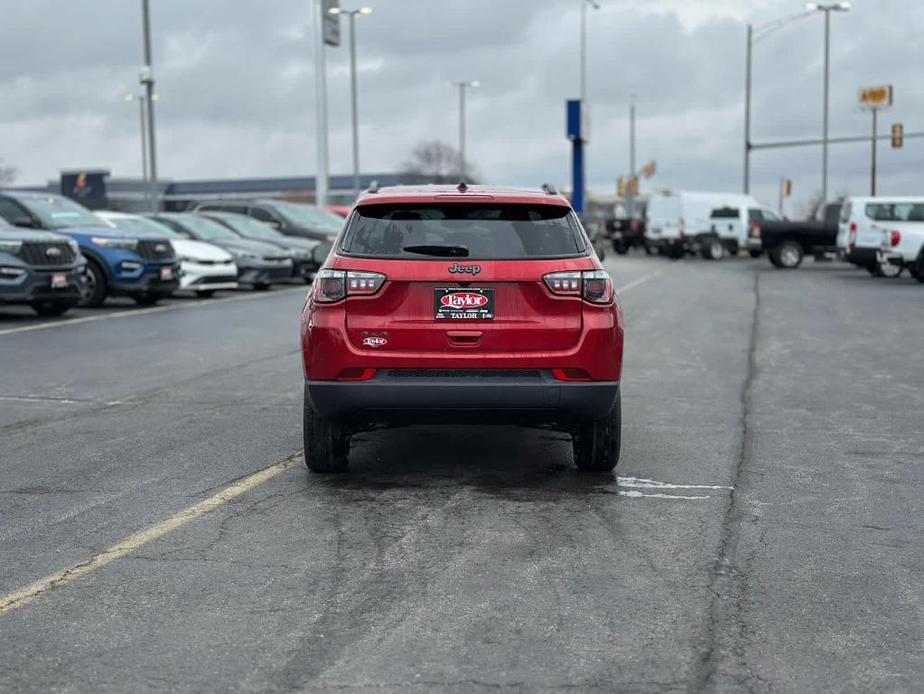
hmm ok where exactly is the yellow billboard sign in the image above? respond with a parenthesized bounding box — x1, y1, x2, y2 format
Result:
(858, 85, 893, 110)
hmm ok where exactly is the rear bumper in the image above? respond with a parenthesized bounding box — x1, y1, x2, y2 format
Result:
(306, 372, 620, 421)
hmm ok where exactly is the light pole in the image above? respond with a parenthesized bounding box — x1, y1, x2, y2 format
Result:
(328, 6, 372, 198)
(126, 94, 148, 187)
(579, 0, 600, 103)
(139, 0, 159, 212)
(805, 2, 851, 201)
(743, 9, 816, 193)
(452, 80, 479, 180)
(314, 0, 330, 207)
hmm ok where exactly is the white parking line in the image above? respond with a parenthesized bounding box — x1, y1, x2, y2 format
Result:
(0, 453, 302, 618)
(615, 271, 662, 294)
(617, 475, 734, 501)
(0, 286, 308, 337)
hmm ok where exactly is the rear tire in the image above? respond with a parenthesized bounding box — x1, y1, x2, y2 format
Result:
(872, 261, 903, 278)
(573, 391, 621, 472)
(701, 237, 724, 261)
(80, 259, 107, 308)
(196, 290, 215, 298)
(911, 253, 924, 283)
(303, 386, 350, 473)
(770, 241, 803, 269)
(254, 283, 271, 291)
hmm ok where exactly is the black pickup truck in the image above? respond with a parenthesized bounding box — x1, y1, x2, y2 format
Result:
(752, 202, 842, 269)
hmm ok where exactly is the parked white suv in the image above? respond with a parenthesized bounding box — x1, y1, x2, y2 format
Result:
(838, 197, 923, 276)
(875, 201, 924, 283)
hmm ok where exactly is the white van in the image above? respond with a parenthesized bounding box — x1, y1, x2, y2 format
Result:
(645, 191, 766, 259)
(838, 196, 924, 273)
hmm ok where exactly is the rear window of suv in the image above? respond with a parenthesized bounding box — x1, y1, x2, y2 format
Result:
(340, 203, 587, 260)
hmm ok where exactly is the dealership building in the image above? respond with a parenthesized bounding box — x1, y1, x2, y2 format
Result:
(19, 170, 432, 212)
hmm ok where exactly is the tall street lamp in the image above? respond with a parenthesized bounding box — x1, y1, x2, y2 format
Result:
(743, 9, 815, 193)
(452, 80, 479, 180)
(139, 0, 159, 212)
(328, 6, 372, 198)
(125, 94, 149, 188)
(579, 0, 600, 103)
(805, 2, 851, 201)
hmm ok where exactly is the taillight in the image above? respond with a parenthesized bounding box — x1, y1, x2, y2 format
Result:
(313, 269, 386, 303)
(848, 222, 858, 251)
(891, 230, 901, 247)
(751, 223, 761, 238)
(543, 270, 613, 304)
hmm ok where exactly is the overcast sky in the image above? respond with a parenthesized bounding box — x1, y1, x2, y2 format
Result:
(1, 0, 921, 213)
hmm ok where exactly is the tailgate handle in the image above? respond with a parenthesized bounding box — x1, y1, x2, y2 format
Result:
(447, 331, 482, 346)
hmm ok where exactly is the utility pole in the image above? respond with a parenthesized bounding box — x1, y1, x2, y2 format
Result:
(140, 0, 158, 212)
(870, 107, 878, 195)
(743, 23, 752, 194)
(627, 98, 636, 216)
(821, 7, 830, 201)
(314, 0, 330, 207)
(452, 81, 479, 180)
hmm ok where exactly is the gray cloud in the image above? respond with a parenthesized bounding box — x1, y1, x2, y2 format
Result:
(1, 0, 921, 212)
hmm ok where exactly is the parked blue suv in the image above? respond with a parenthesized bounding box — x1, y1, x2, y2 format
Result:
(0, 217, 86, 316)
(0, 192, 179, 306)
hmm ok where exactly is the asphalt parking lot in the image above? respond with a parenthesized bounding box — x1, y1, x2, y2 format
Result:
(1, 256, 922, 692)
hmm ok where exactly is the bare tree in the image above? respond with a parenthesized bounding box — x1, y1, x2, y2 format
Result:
(401, 141, 478, 184)
(0, 159, 17, 187)
(799, 189, 849, 220)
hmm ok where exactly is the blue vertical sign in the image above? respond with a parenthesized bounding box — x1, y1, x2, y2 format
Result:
(566, 99, 586, 214)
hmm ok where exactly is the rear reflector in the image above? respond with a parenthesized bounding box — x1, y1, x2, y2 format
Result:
(336, 368, 376, 381)
(552, 368, 592, 381)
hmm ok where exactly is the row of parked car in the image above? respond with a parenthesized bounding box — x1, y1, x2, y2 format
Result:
(602, 190, 924, 282)
(0, 192, 344, 316)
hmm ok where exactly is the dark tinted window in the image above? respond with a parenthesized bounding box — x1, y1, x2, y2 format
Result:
(341, 204, 586, 259)
(747, 208, 763, 223)
(250, 207, 277, 223)
(0, 197, 27, 224)
(710, 206, 739, 219)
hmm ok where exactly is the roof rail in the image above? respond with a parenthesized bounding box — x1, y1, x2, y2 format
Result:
(367, 180, 380, 194)
(541, 183, 558, 195)
(457, 181, 468, 193)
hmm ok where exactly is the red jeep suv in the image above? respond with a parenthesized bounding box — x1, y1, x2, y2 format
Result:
(300, 184, 624, 472)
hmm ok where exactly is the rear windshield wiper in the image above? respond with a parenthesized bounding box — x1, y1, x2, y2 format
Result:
(402, 244, 469, 257)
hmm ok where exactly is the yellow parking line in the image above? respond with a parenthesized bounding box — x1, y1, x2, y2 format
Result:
(0, 453, 302, 617)
(0, 286, 308, 337)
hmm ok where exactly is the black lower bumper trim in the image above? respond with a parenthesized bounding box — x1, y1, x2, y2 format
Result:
(305, 374, 620, 421)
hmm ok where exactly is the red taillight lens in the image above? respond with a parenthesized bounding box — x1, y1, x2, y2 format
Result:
(751, 223, 761, 238)
(543, 270, 613, 304)
(848, 222, 858, 251)
(314, 269, 386, 303)
(891, 230, 901, 247)
(543, 271, 582, 295)
(552, 368, 591, 381)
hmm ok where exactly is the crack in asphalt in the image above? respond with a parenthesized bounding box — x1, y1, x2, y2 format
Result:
(688, 271, 764, 694)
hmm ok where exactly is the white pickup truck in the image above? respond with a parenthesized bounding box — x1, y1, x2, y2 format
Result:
(877, 201, 924, 283)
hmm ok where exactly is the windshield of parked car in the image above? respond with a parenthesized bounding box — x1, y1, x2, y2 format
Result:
(865, 202, 924, 222)
(216, 215, 282, 240)
(174, 215, 241, 241)
(341, 203, 586, 259)
(106, 215, 182, 239)
(21, 196, 106, 229)
(273, 201, 343, 231)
